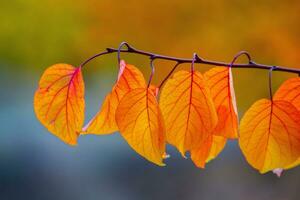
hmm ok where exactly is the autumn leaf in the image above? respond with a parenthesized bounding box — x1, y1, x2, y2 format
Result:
(274, 77, 300, 109)
(115, 88, 166, 166)
(283, 158, 300, 170)
(204, 67, 238, 138)
(239, 99, 300, 173)
(82, 60, 146, 134)
(34, 64, 85, 145)
(273, 77, 300, 171)
(191, 135, 226, 168)
(190, 66, 235, 168)
(206, 135, 227, 163)
(159, 70, 218, 156)
(191, 136, 212, 168)
(149, 84, 159, 97)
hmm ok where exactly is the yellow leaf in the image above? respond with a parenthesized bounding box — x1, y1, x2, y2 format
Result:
(239, 99, 300, 173)
(159, 70, 218, 156)
(274, 77, 300, 108)
(191, 135, 226, 168)
(274, 77, 300, 170)
(149, 84, 159, 97)
(83, 60, 146, 134)
(206, 135, 227, 163)
(204, 67, 238, 138)
(34, 64, 85, 145)
(115, 88, 166, 166)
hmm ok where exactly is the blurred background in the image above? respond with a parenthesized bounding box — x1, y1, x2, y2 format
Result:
(1, 0, 300, 199)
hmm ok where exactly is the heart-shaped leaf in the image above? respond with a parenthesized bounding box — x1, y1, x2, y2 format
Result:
(34, 64, 85, 145)
(115, 88, 166, 166)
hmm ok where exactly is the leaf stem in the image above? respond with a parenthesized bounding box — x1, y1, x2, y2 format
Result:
(229, 51, 252, 68)
(191, 53, 197, 72)
(148, 57, 155, 87)
(117, 42, 131, 64)
(79, 50, 112, 68)
(269, 66, 277, 101)
(158, 62, 182, 89)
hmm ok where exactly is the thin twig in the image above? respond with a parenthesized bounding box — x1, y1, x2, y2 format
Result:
(158, 62, 181, 89)
(229, 51, 252, 68)
(117, 42, 131, 64)
(80, 42, 300, 74)
(269, 66, 277, 101)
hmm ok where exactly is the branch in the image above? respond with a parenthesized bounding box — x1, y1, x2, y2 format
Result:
(80, 42, 300, 75)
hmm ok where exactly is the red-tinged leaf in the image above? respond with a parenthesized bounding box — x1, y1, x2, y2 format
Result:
(239, 99, 300, 173)
(34, 64, 85, 145)
(274, 77, 300, 109)
(82, 60, 146, 134)
(149, 84, 159, 97)
(191, 136, 213, 168)
(204, 67, 238, 138)
(191, 135, 226, 168)
(115, 88, 166, 166)
(159, 70, 218, 156)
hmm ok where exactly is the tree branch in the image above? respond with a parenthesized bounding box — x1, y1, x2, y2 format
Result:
(80, 42, 300, 75)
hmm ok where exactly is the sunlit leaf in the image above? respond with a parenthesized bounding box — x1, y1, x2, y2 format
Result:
(239, 99, 300, 173)
(190, 136, 212, 168)
(204, 67, 238, 138)
(206, 135, 227, 162)
(159, 70, 218, 156)
(284, 158, 300, 170)
(149, 84, 159, 97)
(34, 64, 85, 145)
(274, 77, 300, 170)
(191, 135, 226, 168)
(82, 60, 146, 134)
(115, 88, 166, 166)
(274, 77, 300, 108)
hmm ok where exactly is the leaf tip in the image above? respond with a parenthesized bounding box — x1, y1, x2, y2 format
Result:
(180, 152, 188, 159)
(158, 162, 166, 167)
(163, 152, 170, 159)
(273, 168, 284, 178)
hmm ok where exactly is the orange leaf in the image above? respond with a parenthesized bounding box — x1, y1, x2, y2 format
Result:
(115, 88, 166, 166)
(204, 67, 238, 138)
(159, 70, 218, 156)
(34, 64, 85, 145)
(149, 84, 159, 97)
(273, 77, 300, 170)
(191, 135, 226, 168)
(239, 99, 300, 173)
(206, 135, 227, 162)
(274, 77, 300, 109)
(82, 60, 146, 134)
(284, 158, 300, 170)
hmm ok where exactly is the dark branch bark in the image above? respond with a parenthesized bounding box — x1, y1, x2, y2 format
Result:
(80, 42, 300, 75)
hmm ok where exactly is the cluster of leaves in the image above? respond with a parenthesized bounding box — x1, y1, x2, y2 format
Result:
(34, 58, 300, 176)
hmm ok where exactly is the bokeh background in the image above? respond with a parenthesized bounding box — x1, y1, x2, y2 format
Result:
(1, 0, 300, 199)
